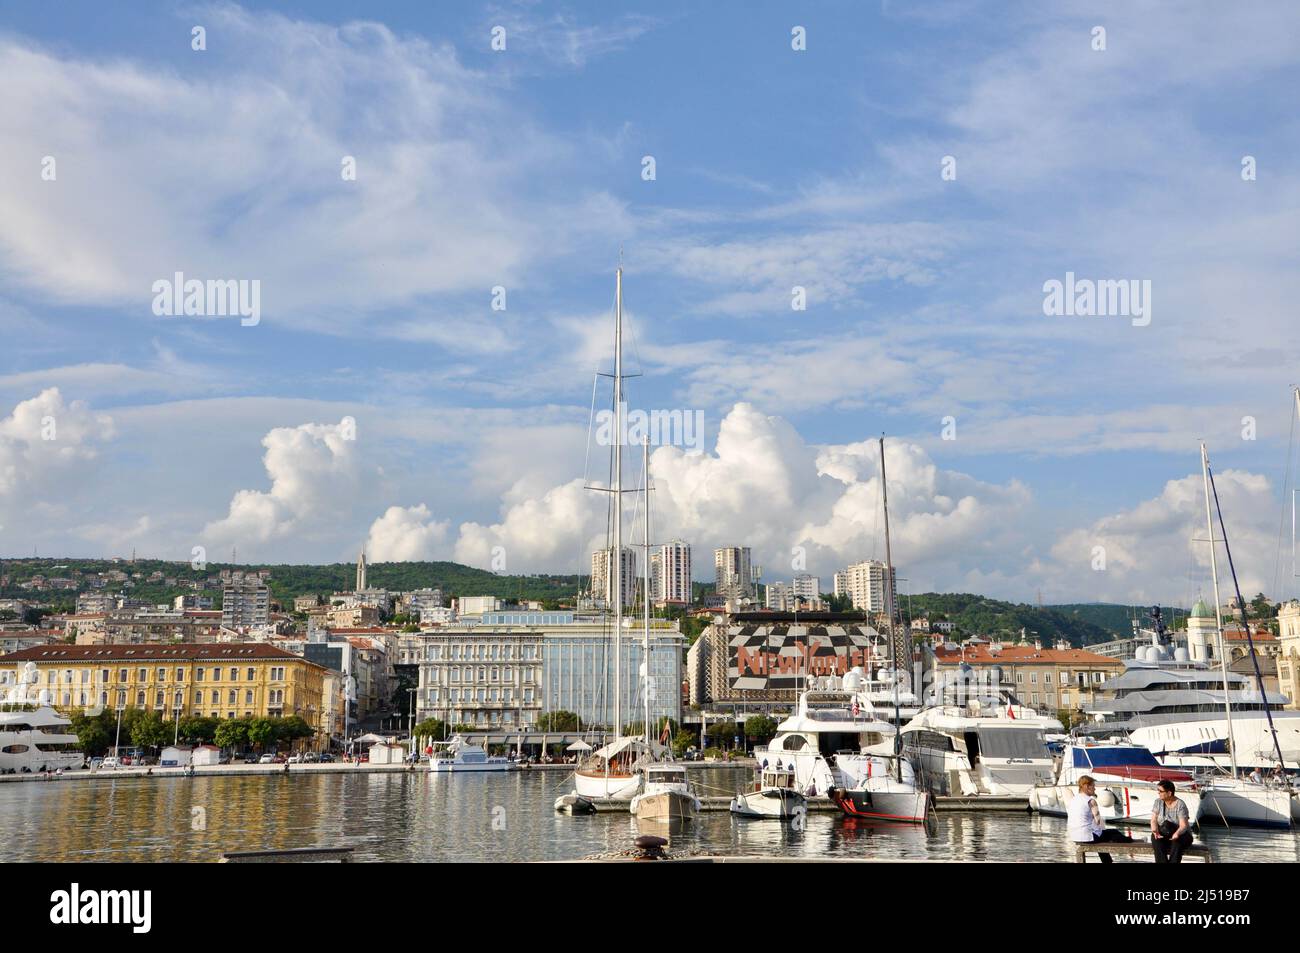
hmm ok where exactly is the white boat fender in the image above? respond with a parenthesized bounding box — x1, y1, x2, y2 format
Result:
(1097, 788, 1117, 808)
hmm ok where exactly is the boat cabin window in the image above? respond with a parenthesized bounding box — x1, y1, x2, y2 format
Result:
(782, 735, 807, 751)
(649, 769, 686, 784)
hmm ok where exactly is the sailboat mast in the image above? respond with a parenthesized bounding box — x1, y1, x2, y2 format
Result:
(643, 435, 652, 751)
(613, 265, 623, 740)
(1200, 443, 1238, 777)
(879, 435, 902, 779)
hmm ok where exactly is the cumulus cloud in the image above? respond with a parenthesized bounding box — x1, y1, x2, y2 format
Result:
(366, 504, 451, 562)
(367, 403, 1030, 591)
(202, 418, 361, 547)
(0, 387, 113, 499)
(1041, 467, 1279, 605)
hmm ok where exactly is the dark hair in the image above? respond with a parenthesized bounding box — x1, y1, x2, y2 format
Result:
(1156, 779, 1175, 794)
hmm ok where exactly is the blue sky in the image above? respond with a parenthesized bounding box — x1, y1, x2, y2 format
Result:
(2, 1, 1299, 605)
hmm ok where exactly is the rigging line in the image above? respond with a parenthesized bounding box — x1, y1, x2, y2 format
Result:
(1272, 392, 1297, 600)
(1207, 460, 1289, 774)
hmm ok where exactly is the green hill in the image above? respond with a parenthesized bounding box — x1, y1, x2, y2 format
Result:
(905, 593, 1123, 647)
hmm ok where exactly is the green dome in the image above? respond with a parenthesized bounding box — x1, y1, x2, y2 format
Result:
(1190, 599, 1212, 619)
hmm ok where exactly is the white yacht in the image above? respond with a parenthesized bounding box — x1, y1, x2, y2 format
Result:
(900, 695, 1062, 798)
(1030, 740, 1203, 826)
(0, 705, 84, 773)
(753, 671, 899, 796)
(574, 736, 659, 800)
(730, 765, 807, 820)
(428, 734, 517, 773)
(1, 663, 84, 773)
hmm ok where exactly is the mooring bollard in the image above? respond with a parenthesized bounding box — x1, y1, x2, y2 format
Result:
(634, 834, 668, 861)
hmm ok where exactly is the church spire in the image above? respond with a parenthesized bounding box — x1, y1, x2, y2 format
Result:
(356, 547, 367, 592)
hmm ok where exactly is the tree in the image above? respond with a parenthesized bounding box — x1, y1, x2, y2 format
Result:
(536, 710, 580, 732)
(413, 718, 447, 742)
(69, 711, 112, 756)
(247, 717, 276, 751)
(1249, 593, 1274, 619)
(706, 721, 737, 749)
(178, 716, 218, 745)
(128, 711, 171, 752)
(744, 714, 778, 746)
(277, 715, 314, 746)
(214, 718, 250, 751)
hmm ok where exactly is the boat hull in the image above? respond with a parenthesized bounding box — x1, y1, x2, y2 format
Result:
(429, 760, 516, 773)
(554, 793, 597, 815)
(829, 786, 931, 823)
(730, 788, 807, 820)
(1200, 782, 1294, 829)
(574, 770, 641, 800)
(632, 790, 699, 822)
(1030, 783, 1203, 826)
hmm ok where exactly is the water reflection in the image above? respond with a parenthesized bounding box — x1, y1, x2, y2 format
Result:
(0, 767, 1295, 862)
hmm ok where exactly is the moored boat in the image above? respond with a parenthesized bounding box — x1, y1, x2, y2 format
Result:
(631, 763, 700, 822)
(428, 734, 517, 773)
(1029, 741, 1202, 826)
(730, 765, 807, 820)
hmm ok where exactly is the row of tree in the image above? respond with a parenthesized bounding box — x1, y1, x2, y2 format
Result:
(68, 709, 315, 757)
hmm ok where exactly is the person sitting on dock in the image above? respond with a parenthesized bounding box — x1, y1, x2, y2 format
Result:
(1150, 779, 1193, 864)
(1068, 775, 1131, 863)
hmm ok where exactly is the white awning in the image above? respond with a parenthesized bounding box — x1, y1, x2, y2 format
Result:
(565, 740, 593, 752)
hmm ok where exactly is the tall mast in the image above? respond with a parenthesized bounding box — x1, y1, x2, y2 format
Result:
(1200, 443, 1238, 777)
(879, 435, 902, 778)
(643, 435, 652, 752)
(612, 264, 623, 740)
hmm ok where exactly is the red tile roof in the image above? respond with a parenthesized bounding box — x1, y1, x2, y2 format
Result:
(0, 643, 308, 663)
(932, 644, 1124, 666)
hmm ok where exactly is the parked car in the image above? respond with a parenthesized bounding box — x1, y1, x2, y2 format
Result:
(287, 754, 303, 764)
(99, 757, 122, 769)
(258, 754, 275, 764)
(317, 753, 334, 763)
(272, 754, 287, 764)
(301, 752, 319, 763)
(243, 753, 259, 764)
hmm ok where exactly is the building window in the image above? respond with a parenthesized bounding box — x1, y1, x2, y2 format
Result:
(137, 669, 147, 682)
(1030, 672, 1037, 684)
(210, 690, 219, 704)
(247, 668, 255, 681)
(194, 691, 202, 705)
(118, 669, 128, 683)
(135, 691, 145, 706)
(175, 691, 183, 707)
(196, 668, 204, 682)
(211, 667, 220, 682)
(245, 690, 253, 705)
(157, 668, 166, 682)
(176, 668, 184, 682)
(155, 691, 164, 707)
(228, 690, 237, 705)
(230, 668, 239, 681)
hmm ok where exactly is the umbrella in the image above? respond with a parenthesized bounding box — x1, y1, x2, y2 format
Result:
(565, 740, 593, 752)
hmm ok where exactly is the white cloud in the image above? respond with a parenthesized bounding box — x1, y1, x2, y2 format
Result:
(365, 504, 451, 562)
(0, 387, 113, 499)
(202, 418, 361, 547)
(0, 7, 620, 337)
(1041, 467, 1280, 605)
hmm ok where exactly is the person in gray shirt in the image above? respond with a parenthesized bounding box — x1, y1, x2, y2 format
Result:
(1150, 779, 1192, 863)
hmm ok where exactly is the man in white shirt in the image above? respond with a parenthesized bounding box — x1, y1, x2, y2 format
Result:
(1067, 775, 1131, 863)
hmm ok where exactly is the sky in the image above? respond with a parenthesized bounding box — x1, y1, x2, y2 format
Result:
(1, 0, 1299, 606)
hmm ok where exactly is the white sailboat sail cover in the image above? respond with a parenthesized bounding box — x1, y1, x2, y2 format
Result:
(593, 736, 668, 760)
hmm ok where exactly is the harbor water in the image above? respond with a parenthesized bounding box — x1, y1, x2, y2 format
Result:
(3, 766, 1298, 862)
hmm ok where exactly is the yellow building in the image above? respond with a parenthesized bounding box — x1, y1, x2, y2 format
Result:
(0, 643, 328, 736)
(1277, 600, 1300, 710)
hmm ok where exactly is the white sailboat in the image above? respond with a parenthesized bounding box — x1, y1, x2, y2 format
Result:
(1195, 443, 1296, 828)
(629, 434, 698, 822)
(573, 262, 654, 801)
(825, 437, 930, 823)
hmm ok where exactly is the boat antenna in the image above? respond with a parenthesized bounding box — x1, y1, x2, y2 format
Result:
(613, 263, 624, 741)
(1206, 447, 1289, 778)
(1200, 443, 1238, 779)
(879, 434, 902, 781)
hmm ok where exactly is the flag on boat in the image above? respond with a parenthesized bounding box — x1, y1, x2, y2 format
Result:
(1006, 704, 1016, 719)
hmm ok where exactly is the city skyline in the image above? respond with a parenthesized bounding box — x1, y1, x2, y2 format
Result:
(2, 2, 1299, 608)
